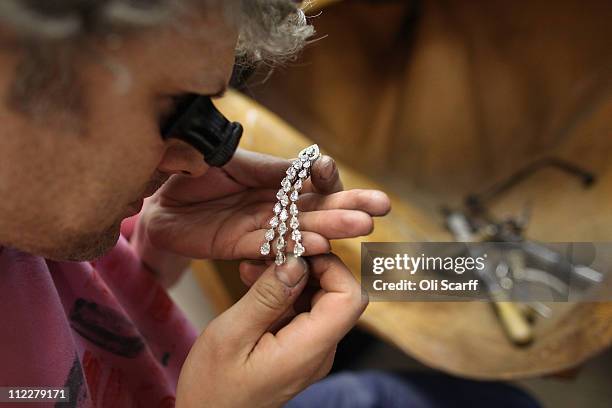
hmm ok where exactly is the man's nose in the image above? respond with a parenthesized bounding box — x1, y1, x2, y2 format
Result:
(157, 139, 209, 177)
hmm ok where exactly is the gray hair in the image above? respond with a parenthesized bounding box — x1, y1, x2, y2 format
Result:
(0, 0, 314, 118)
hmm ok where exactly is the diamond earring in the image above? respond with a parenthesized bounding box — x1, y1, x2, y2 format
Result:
(260, 144, 321, 265)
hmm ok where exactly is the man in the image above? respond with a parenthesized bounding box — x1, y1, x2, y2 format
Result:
(0, 1, 391, 406)
(0, 1, 541, 407)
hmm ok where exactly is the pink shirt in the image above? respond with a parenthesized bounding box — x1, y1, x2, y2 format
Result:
(0, 218, 197, 407)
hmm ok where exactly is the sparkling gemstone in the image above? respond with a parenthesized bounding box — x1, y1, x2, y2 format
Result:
(291, 229, 302, 241)
(290, 190, 299, 202)
(290, 216, 299, 229)
(287, 166, 297, 179)
(298, 144, 320, 162)
(280, 195, 289, 206)
(303, 160, 311, 169)
(276, 189, 285, 200)
(265, 229, 275, 241)
(298, 169, 308, 178)
(278, 222, 287, 235)
(293, 179, 302, 191)
(276, 236, 285, 250)
(290, 203, 298, 215)
(279, 208, 288, 221)
(282, 177, 292, 192)
(273, 202, 282, 214)
(294, 242, 305, 256)
(269, 216, 279, 228)
(260, 242, 270, 255)
(293, 160, 302, 170)
(308, 144, 320, 160)
(275, 251, 286, 265)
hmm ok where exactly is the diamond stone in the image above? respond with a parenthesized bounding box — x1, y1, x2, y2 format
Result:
(280, 194, 289, 206)
(290, 203, 298, 215)
(275, 251, 286, 265)
(298, 169, 308, 178)
(260, 242, 270, 255)
(294, 179, 303, 191)
(293, 160, 302, 170)
(307, 144, 320, 160)
(290, 216, 299, 229)
(291, 229, 302, 241)
(294, 242, 305, 256)
(303, 160, 311, 169)
(290, 190, 299, 202)
(265, 229, 275, 241)
(279, 208, 288, 221)
(278, 222, 287, 235)
(287, 166, 297, 179)
(298, 144, 320, 162)
(273, 202, 282, 214)
(276, 236, 285, 250)
(276, 189, 285, 200)
(282, 177, 292, 192)
(269, 216, 279, 228)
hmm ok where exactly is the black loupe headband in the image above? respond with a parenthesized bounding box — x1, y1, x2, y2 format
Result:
(160, 94, 243, 167)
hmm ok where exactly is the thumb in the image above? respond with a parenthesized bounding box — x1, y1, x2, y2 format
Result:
(215, 255, 309, 352)
(309, 155, 343, 194)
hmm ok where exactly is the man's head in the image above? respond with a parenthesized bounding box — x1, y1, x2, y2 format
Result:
(0, 0, 313, 261)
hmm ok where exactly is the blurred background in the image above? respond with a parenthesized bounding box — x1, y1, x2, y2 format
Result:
(173, 0, 612, 406)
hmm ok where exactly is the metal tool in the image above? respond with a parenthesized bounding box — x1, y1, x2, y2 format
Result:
(446, 212, 533, 346)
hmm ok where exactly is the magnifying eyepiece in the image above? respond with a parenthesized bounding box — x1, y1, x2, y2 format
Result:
(161, 94, 243, 167)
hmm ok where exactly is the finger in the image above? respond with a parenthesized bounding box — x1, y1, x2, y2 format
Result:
(235, 230, 331, 260)
(268, 307, 298, 334)
(275, 253, 368, 350)
(298, 189, 391, 216)
(211, 255, 309, 356)
(310, 288, 326, 308)
(239, 260, 268, 286)
(223, 148, 292, 189)
(294, 285, 320, 314)
(310, 347, 337, 383)
(239, 263, 318, 331)
(240, 261, 322, 292)
(303, 155, 343, 194)
(295, 209, 374, 239)
(254, 207, 375, 240)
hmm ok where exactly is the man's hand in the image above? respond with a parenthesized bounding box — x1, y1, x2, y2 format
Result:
(176, 253, 367, 408)
(137, 148, 390, 261)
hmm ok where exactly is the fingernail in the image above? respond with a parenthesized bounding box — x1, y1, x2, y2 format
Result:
(320, 156, 335, 180)
(275, 255, 308, 287)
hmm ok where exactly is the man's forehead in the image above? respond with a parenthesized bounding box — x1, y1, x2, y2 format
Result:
(164, 46, 236, 94)
(124, 9, 238, 93)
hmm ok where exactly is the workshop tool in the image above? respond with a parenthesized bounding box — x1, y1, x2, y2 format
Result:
(446, 212, 534, 346)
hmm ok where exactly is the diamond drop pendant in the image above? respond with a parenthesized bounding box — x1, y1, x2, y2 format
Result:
(260, 144, 321, 264)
